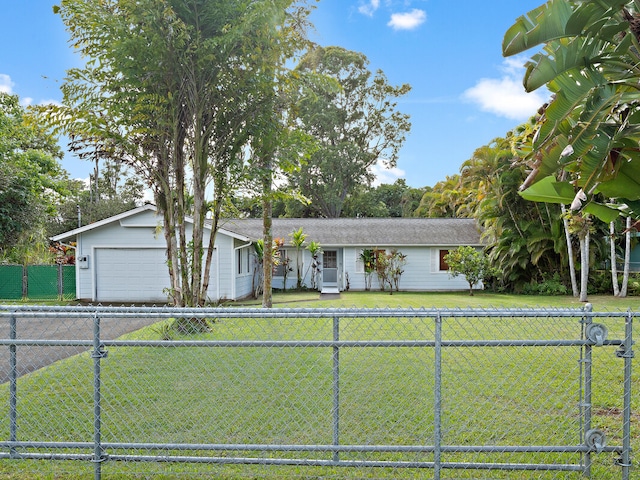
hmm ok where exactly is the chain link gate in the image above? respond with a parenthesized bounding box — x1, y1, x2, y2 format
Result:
(0, 304, 633, 479)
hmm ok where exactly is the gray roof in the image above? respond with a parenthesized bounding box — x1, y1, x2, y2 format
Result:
(219, 218, 482, 247)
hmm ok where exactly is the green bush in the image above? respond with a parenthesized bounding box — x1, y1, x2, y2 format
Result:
(588, 271, 640, 295)
(522, 273, 568, 296)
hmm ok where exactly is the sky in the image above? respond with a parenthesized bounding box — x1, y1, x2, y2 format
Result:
(0, 0, 550, 189)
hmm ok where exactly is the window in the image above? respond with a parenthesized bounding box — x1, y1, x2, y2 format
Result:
(237, 248, 250, 275)
(323, 250, 337, 269)
(439, 249, 450, 271)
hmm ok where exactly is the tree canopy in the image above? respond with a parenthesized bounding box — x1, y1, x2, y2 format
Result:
(289, 46, 411, 218)
(50, 0, 313, 307)
(0, 93, 67, 260)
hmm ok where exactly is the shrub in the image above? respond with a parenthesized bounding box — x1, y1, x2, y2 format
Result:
(522, 273, 568, 296)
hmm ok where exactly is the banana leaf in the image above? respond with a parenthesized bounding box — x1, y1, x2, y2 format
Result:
(519, 176, 575, 204)
(503, 0, 574, 56)
(519, 176, 620, 222)
(597, 155, 640, 200)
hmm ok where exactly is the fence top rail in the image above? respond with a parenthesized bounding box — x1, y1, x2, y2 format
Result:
(0, 303, 632, 319)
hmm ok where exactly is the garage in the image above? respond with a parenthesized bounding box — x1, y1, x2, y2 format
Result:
(51, 205, 258, 302)
(94, 247, 170, 303)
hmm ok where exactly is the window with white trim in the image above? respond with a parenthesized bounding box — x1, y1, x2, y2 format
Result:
(237, 248, 250, 275)
(439, 249, 450, 271)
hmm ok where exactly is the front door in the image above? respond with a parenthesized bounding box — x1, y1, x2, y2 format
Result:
(322, 250, 338, 289)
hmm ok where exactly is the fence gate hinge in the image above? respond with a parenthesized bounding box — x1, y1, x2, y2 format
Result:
(585, 429, 607, 454)
(585, 323, 608, 346)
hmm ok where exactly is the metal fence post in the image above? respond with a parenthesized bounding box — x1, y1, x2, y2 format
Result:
(92, 312, 107, 480)
(57, 264, 63, 301)
(332, 315, 340, 464)
(434, 313, 442, 480)
(619, 310, 634, 480)
(9, 311, 17, 458)
(581, 303, 594, 477)
(21, 267, 27, 300)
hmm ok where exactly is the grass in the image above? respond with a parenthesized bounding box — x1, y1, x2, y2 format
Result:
(236, 290, 640, 310)
(0, 291, 638, 479)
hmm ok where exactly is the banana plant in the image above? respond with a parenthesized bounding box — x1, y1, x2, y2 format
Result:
(503, 0, 640, 220)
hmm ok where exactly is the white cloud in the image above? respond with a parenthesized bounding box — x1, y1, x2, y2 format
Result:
(359, 0, 380, 17)
(371, 160, 405, 186)
(462, 57, 550, 121)
(38, 98, 62, 107)
(387, 9, 426, 31)
(0, 74, 14, 94)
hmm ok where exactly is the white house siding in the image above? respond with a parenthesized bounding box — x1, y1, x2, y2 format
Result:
(232, 241, 254, 301)
(214, 235, 234, 301)
(76, 219, 168, 301)
(57, 208, 485, 301)
(341, 246, 474, 292)
(271, 248, 321, 291)
(343, 247, 364, 290)
(74, 213, 230, 303)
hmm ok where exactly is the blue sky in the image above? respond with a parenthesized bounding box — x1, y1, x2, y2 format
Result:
(1, 0, 548, 189)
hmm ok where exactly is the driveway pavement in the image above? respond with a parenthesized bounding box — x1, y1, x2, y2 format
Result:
(0, 314, 161, 383)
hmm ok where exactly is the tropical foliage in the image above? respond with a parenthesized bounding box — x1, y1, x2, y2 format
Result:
(0, 93, 68, 263)
(49, 0, 313, 307)
(47, 160, 144, 237)
(444, 246, 495, 296)
(503, 0, 640, 221)
(289, 227, 307, 289)
(288, 46, 411, 218)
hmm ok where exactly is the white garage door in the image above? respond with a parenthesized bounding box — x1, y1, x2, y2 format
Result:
(95, 248, 170, 303)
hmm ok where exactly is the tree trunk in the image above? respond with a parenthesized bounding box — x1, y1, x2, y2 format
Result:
(262, 158, 273, 309)
(579, 231, 589, 302)
(202, 189, 222, 304)
(610, 220, 620, 296)
(620, 216, 631, 297)
(561, 204, 579, 297)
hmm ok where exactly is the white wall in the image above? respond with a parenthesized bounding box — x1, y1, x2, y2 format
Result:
(76, 212, 236, 303)
(342, 246, 476, 292)
(270, 246, 476, 292)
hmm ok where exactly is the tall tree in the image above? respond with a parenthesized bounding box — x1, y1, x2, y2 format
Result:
(290, 46, 411, 217)
(342, 179, 426, 218)
(241, 2, 315, 307)
(0, 93, 67, 261)
(50, 0, 310, 307)
(414, 176, 464, 218)
(48, 161, 145, 237)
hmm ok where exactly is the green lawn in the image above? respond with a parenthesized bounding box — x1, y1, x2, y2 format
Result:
(0, 292, 638, 479)
(238, 290, 640, 310)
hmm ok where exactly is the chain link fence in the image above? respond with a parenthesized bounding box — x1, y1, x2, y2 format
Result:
(0, 305, 634, 479)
